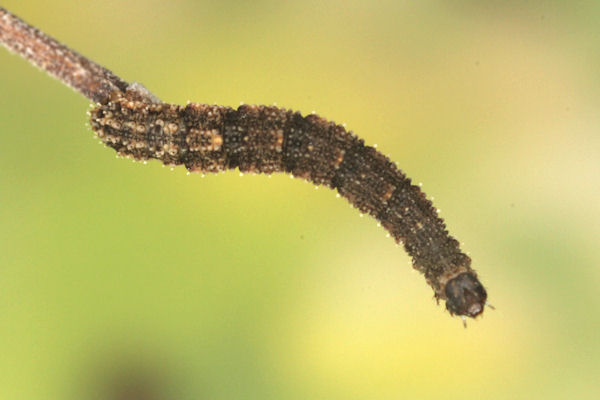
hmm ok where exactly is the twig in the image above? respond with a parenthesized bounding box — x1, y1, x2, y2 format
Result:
(0, 7, 130, 104)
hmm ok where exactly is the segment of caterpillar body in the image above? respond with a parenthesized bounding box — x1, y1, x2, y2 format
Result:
(1, 6, 488, 320)
(91, 92, 488, 318)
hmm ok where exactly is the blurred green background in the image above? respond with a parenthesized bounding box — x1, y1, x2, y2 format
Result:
(1, 1, 599, 399)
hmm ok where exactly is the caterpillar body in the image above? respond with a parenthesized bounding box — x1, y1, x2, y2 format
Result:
(91, 91, 488, 319)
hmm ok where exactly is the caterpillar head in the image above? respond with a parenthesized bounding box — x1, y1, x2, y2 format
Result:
(444, 272, 487, 318)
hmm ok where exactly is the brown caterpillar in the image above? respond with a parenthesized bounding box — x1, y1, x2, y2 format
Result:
(1, 6, 488, 321)
(90, 91, 488, 319)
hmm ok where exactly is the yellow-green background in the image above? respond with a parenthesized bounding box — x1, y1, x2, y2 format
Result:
(1, 1, 598, 399)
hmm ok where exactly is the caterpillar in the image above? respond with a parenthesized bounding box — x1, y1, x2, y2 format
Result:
(1, 7, 488, 321)
(91, 89, 488, 320)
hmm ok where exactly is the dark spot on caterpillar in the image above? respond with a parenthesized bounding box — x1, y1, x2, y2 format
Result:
(90, 91, 489, 320)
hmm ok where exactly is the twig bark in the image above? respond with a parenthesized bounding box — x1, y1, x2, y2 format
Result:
(0, 7, 129, 104)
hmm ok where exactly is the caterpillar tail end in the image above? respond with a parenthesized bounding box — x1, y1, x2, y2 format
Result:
(444, 272, 487, 318)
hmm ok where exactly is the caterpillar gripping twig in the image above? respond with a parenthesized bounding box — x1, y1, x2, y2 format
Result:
(1, 6, 488, 321)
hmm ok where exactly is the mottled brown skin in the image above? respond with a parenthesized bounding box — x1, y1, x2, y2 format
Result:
(91, 92, 487, 318)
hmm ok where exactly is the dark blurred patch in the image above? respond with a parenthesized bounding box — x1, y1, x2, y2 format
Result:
(77, 346, 175, 400)
(101, 360, 165, 400)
